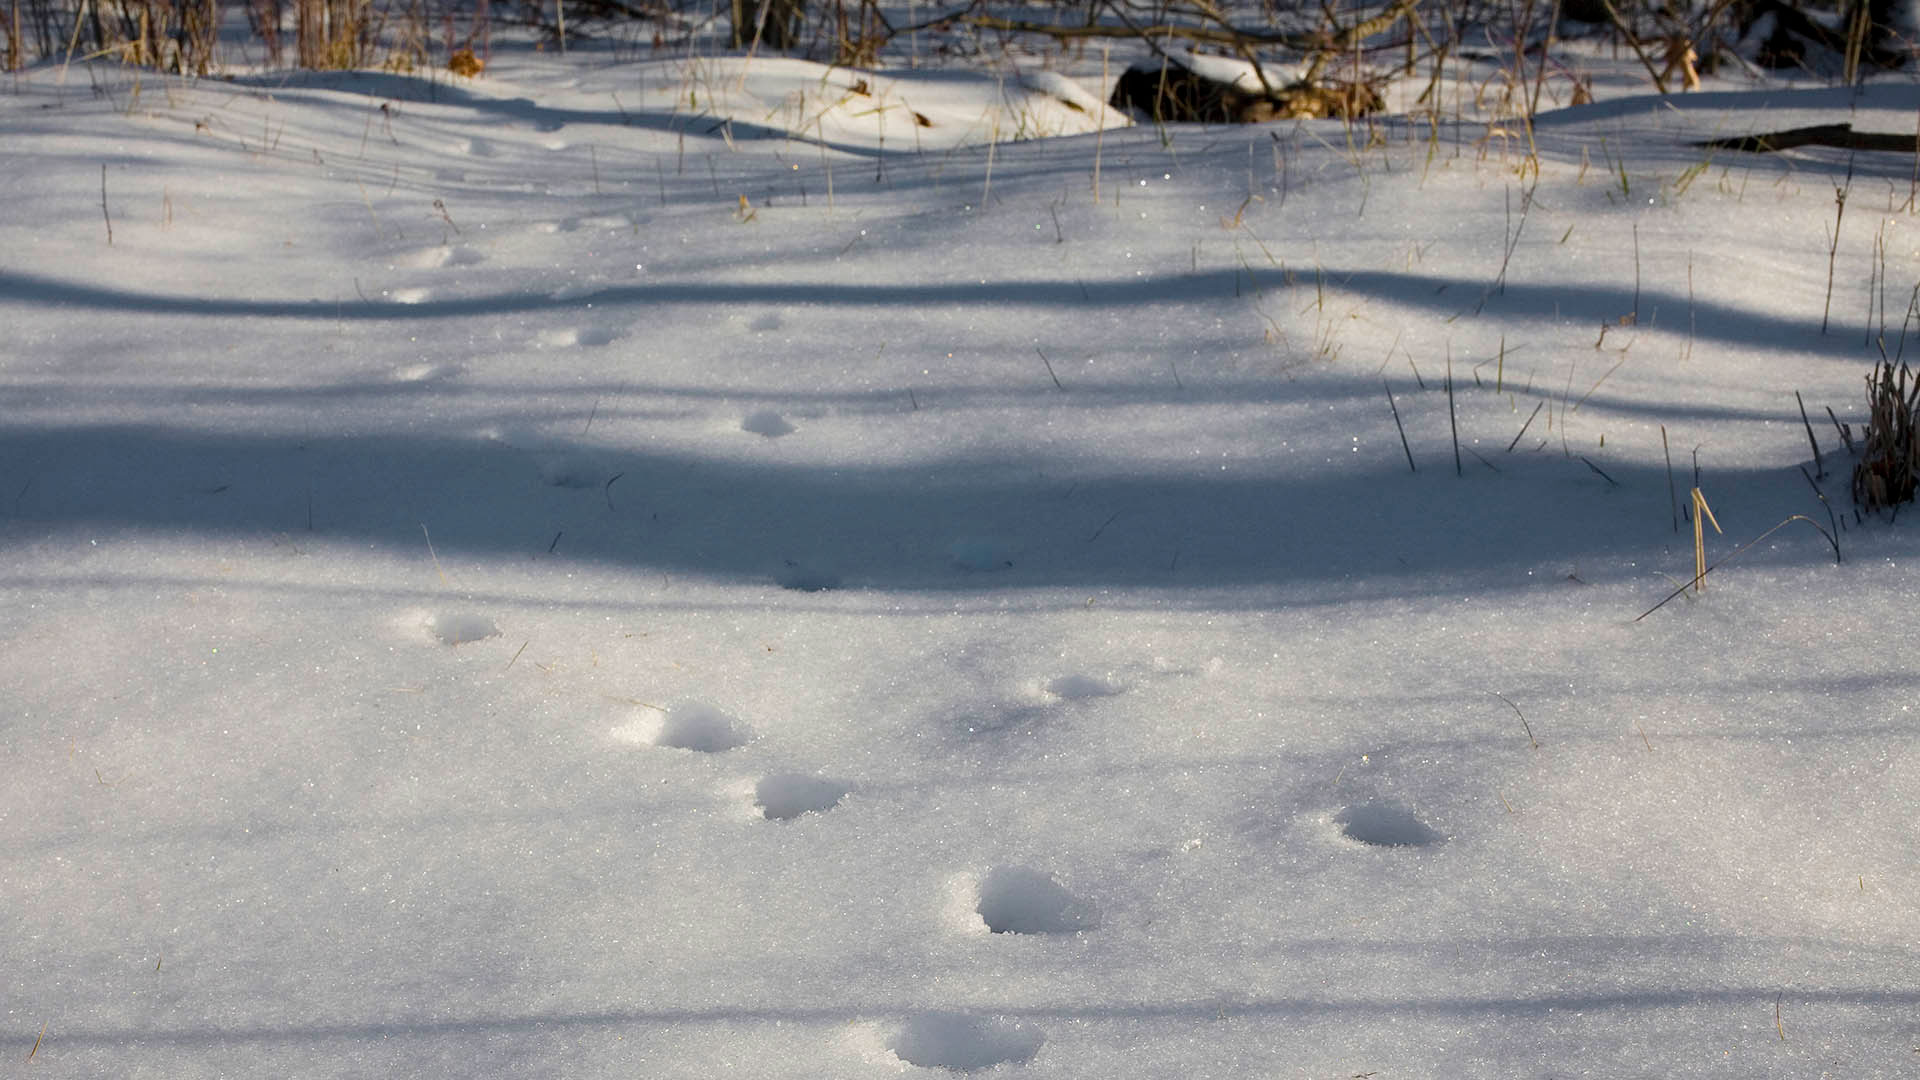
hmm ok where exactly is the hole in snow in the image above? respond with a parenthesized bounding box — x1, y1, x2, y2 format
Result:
(754, 774, 848, 820)
(1335, 803, 1441, 847)
(741, 410, 796, 438)
(890, 1013, 1044, 1071)
(429, 612, 498, 646)
(977, 867, 1096, 934)
(1044, 674, 1120, 700)
(653, 702, 751, 752)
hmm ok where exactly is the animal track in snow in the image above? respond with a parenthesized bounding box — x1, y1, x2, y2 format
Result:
(644, 702, 752, 752)
(753, 774, 849, 820)
(567, 214, 631, 232)
(428, 612, 498, 646)
(390, 362, 461, 383)
(1334, 802, 1442, 847)
(975, 866, 1097, 934)
(889, 1014, 1044, 1071)
(539, 326, 619, 348)
(389, 245, 486, 270)
(390, 246, 451, 270)
(1043, 674, 1121, 700)
(740, 410, 795, 438)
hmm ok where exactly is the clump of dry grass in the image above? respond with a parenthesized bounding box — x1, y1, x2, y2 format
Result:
(1852, 360, 1918, 513)
(447, 46, 482, 76)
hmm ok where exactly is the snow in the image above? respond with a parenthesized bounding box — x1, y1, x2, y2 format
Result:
(3, 32, 1919, 1078)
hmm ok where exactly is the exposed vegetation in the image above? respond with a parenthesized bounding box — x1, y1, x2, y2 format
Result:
(5, 0, 1917, 91)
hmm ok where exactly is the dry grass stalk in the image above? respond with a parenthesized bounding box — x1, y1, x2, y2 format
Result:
(1852, 360, 1919, 512)
(1691, 486, 1720, 592)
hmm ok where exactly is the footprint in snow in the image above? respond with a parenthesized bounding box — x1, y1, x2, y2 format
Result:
(540, 326, 619, 348)
(389, 363, 461, 383)
(741, 410, 795, 438)
(612, 702, 752, 752)
(389, 246, 452, 270)
(753, 773, 849, 820)
(569, 214, 631, 232)
(1332, 802, 1442, 848)
(388, 245, 486, 270)
(428, 612, 499, 646)
(1042, 674, 1121, 700)
(974, 866, 1097, 934)
(889, 1014, 1044, 1071)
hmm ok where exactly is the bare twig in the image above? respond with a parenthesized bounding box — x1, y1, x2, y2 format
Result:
(1490, 691, 1539, 749)
(1506, 401, 1544, 452)
(1796, 390, 1825, 478)
(1385, 379, 1416, 472)
(1037, 347, 1064, 390)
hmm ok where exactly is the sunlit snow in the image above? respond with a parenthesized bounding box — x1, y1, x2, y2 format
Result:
(3, 25, 1919, 1079)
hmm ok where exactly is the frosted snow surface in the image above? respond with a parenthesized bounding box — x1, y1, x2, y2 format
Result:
(3, 37, 1919, 1079)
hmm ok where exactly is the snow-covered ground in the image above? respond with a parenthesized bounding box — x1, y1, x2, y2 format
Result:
(4, 32, 1919, 1077)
